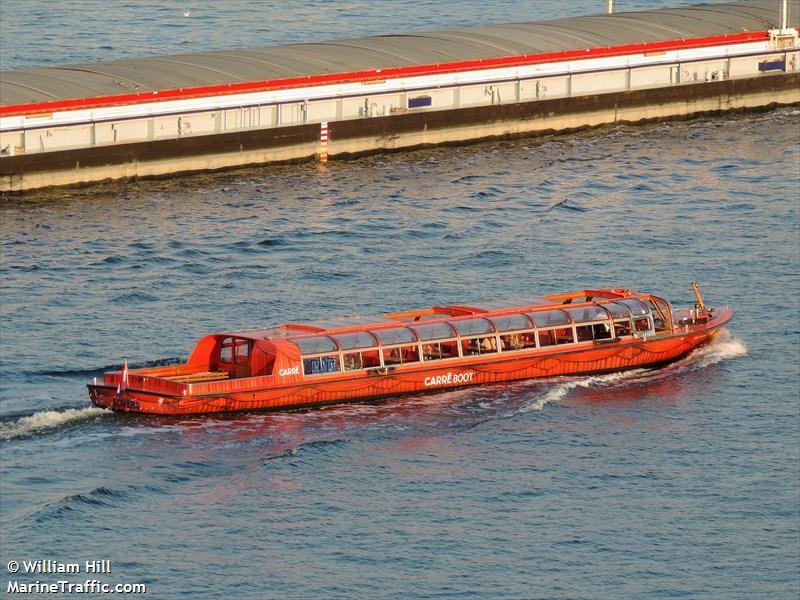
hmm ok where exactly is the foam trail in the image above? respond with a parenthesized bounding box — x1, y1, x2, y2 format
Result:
(516, 331, 747, 413)
(0, 407, 109, 441)
(517, 369, 647, 414)
(686, 332, 747, 369)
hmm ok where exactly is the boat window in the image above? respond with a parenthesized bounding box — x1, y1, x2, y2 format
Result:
(557, 327, 575, 344)
(219, 336, 251, 363)
(605, 302, 632, 319)
(528, 310, 571, 327)
(303, 354, 341, 375)
(646, 299, 670, 332)
(538, 327, 574, 346)
(451, 318, 494, 336)
(294, 336, 338, 354)
(614, 320, 632, 336)
(499, 332, 536, 351)
(234, 339, 251, 363)
(220, 337, 234, 363)
(462, 336, 499, 356)
(565, 306, 609, 323)
(334, 331, 378, 350)
(538, 330, 555, 347)
(374, 327, 416, 345)
(412, 322, 457, 341)
(343, 352, 363, 371)
(383, 344, 420, 365)
(362, 349, 381, 368)
(576, 322, 613, 342)
(634, 317, 652, 332)
(343, 349, 381, 371)
(490, 314, 533, 332)
(422, 341, 460, 361)
(618, 299, 650, 316)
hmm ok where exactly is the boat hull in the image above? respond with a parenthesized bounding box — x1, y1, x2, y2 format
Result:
(88, 321, 727, 416)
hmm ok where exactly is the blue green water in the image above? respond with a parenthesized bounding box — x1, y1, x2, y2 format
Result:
(1, 1, 799, 598)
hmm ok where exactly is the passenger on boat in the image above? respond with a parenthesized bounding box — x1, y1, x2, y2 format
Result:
(344, 353, 361, 371)
(498, 335, 510, 351)
(462, 336, 497, 355)
(615, 320, 632, 336)
(403, 346, 420, 363)
(423, 342, 459, 360)
(500, 333, 535, 350)
(464, 339, 480, 355)
(384, 348, 402, 365)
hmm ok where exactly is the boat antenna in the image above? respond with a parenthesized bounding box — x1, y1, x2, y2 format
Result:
(690, 282, 706, 310)
(781, 0, 788, 32)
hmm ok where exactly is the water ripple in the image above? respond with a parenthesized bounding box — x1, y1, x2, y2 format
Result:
(0, 106, 796, 600)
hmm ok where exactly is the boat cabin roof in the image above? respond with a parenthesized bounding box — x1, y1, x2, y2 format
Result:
(223, 288, 650, 348)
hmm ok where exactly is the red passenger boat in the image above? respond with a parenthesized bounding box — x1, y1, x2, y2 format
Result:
(88, 284, 733, 415)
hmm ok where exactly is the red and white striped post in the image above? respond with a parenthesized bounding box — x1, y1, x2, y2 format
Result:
(319, 121, 329, 162)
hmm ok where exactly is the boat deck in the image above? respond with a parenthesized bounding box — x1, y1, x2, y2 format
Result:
(163, 371, 230, 384)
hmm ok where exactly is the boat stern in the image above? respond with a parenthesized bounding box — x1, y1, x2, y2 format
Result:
(87, 382, 175, 414)
(86, 366, 191, 414)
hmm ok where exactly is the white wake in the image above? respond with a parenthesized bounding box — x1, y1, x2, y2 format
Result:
(516, 369, 648, 413)
(0, 407, 109, 441)
(516, 331, 747, 413)
(681, 332, 747, 369)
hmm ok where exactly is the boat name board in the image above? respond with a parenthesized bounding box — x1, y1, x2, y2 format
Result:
(279, 367, 300, 376)
(424, 371, 475, 387)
